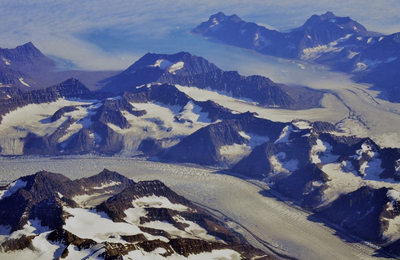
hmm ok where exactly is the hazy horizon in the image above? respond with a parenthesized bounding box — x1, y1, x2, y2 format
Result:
(1, 0, 400, 71)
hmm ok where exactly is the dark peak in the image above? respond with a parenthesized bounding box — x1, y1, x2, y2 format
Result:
(51, 78, 91, 94)
(321, 11, 337, 20)
(94, 168, 130, 181)
(14, 42, 44, 57)
(79, 169, 135, 188)
(21, 170, 71, 185)
(210, 12, 241, 23)
(58, 78, 87, 89)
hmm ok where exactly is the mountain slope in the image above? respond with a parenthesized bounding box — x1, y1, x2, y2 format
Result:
(0, 170, 270, 259)
(100, 51, 322, 109)
(192, 12, 400, 103)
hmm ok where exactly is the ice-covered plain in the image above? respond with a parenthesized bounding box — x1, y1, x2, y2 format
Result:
(0, 156, 393, 260)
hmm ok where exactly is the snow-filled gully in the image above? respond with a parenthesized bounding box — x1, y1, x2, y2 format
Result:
(0, 157, 395, 260)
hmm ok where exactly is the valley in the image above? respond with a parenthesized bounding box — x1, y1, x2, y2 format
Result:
(0, 156, 395, 260)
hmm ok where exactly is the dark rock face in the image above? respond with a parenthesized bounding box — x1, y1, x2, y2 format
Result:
(0, 42, 56, 89)
(0, 170, 270, 259)
(232, 142, 274, 178)
(317, 186, 389, 241)
(160, 120, 247, 165)
(0, 169, 134, 232)
(101, 52, 322, 109)
(274, 164, 329, 208)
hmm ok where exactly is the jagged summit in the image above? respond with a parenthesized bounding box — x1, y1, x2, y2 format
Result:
(0, 170, 269, 259)
(294, 11, 370, 37)
(100, 51, 321, 109)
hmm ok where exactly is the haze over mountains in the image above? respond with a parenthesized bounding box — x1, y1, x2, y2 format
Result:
(1, 9, 400, 259)
(193, 11, 400, 102)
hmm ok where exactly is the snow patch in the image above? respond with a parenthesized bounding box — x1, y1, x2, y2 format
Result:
(168, 61, 184, 74)
(301, 34, 352, 60)
(131, 195, 189, 212)
(0, 179, 27, 200)
(219, 143, 251, 165)
(275, 125, 292, 143)
(2, 58, 10, 65)
(150, 59, 184, 74)
(269, 152, 298, 175)
(347, 51, 359, 59)
(64, 207, 143, 243)
(92, 181, 122, 190)
(310, 139, 339, 164)
(124, 207, 147, 224)
(293, 120, 312, 130)
(18, 78, 30, 87)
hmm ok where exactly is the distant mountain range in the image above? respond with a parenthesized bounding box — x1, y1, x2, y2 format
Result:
(100, 51, 322, 109)
(192, 11, 400, 102)
(0, 169, 268, 259)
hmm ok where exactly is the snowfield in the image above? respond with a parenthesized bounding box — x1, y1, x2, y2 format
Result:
(0, 156, 394, 260)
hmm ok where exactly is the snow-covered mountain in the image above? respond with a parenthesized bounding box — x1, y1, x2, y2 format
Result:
(100, 51, 322, 109)
(193, 12, 400, 102)
(2, 44, 400, 256)
(192, 11, 372, 59)
(0, 169, 269, 259)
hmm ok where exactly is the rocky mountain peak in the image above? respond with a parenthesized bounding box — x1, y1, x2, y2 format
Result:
(0, 42, 55, 68)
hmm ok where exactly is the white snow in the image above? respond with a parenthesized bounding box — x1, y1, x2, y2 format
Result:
(274, 125, 292, 143)
(219, 143, 251, 165)
(238, 131, 269, 148)
(175, 101, 211, 124)
(387, 190, 400, 211)
(168, 61, 184, 74)
(131, 195, 189, 212)
(353, 59, 383, 72)
(269, 152, 298, 175)
(347, 51, 359, 59)
(92, 181, 122, 189)
(379, 37, 385, 41)
(320, 163, 362, 206)
(367, 37, 374, 44)
(18, 78, 30, 87)
(174, 85, 348, 126)
(0, 179, 27, 200)
(2, 58, 10, 65)
(0, 99, 95, 155)
(292, 120, 312, 130)
(151, 59, 184, 74)
(353, 62, 368, 72)
(64, 207, 143, 243)
(124, 207, 147, 224)
(0, 157, 393, 260)
(310, 139, 339, 164)
(301, 34, 352, 60)
(152, 59, 173, 69)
